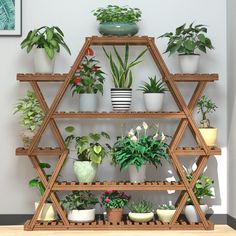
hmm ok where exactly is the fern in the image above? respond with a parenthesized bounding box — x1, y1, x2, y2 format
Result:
(0, 0, 15, 30)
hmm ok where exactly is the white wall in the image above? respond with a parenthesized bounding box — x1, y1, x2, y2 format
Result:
(0, 0, 227, 214)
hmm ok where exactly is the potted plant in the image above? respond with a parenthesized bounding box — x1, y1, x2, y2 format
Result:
(138, 76, 168, 112)
(61, 191, 99, 222)
(184, 173, 214, 223)
(156, 204, 176, 223)
(70, 48, 106, 112)
(159, 23, 214, 73)
(65, 126, 111, 183)
(128, 200, 154, 223)
(112, 122, 169, 183)
(103, 45, 147, 111)
(14, 91, 44, 147)
(21, 26, 71, 73)
(197, 95, 217, 146)
(101, 190, 130, 224)
(28, 162, 56, 221)
(92, 5, 142, 36)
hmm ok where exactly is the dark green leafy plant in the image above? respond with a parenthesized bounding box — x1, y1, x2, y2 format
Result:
(197, 95, 217, 128)
(158, 204, 176, 210)
(61, 191, 99, 211)
(65, 126, 111, 165)
(14, 91, 44, 131)
(103, 45, 147, 88)
(92, 5, 142, 24)
(159, 23, 214, 55)
(101, 190, 130, 209)
(128, 200, 153, 213)
(138, 76, 168, 93)
(112, 122, 169, 171)
(21, 26, 71, 60)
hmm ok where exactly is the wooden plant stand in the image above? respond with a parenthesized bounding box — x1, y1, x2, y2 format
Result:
(16, 36, 221, 231)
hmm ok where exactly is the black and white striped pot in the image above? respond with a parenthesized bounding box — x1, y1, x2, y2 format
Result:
(111, 88, 132, 111)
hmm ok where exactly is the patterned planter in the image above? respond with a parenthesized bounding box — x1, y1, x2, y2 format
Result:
(111, 88, 132, 111)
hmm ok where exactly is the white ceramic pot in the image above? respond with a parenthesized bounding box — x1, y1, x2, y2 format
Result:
(198, 128, 217, 146)
(184, 204, 208, 223)
(68, 209, 95, 223)
(21, 129, 37, 148)
(156, 209, 176, 223)
(143, 93, 164, 112)
(111, 88, 132, 111)
(128, 165, 146, 183)
(35, 202, 56, 221)
(128, 212, 154, 223)
(34, 48, 55, 73)
(79, 93, 97, 112)
(178, 54, 200, 74)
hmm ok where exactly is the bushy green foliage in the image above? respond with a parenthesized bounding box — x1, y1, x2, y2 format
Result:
(139, 76, 168, 93)
(128, 200, 153, 213)
(158, 204, 176, 210)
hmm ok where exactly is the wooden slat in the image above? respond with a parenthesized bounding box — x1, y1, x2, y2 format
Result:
(16, 147, 63, 156)
(17, 73, 67, 81)
(171, 74, 218, 82)
(174, 147, 221, 156)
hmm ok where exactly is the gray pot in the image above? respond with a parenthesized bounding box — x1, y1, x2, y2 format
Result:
(79, 94, 97, 112)
(184, 204, 208, 223)
(111, 88, 132, 111)
(128, 165, 146, 183)
(98, 23, 138, 36)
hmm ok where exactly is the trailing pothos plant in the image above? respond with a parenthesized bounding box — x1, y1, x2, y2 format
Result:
(64, 126, 111, 165)
(112, 122, 169, 171)
(138, 76, 168, 93)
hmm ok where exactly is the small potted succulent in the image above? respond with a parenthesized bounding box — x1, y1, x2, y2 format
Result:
(21, 26, 71, 73)
(138, 76, 168, 111)
(128, 200, 154, 223)
(92, 5, 142, 36)
(197, 95, 217, 146)
(184, 173, 214, 223)
(101, 190, 130, 224)
(61, 191, 99, 222)
(156, 204, 176, 223)
(103, 45, 147, 111)
(159, 23, 214, 73)
(112, 122, 169, 183)
(28, 162, 56, 221)
(14, 91, 44, 147)
(65, 126, 111, 183)
(70, 48, 106, 112)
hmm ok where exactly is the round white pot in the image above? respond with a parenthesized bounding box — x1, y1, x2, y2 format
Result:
(34, 48, 55, 73)
(178, 54, 200, 74)
(156, 209, 176, 223)
(111, 88, 132, 111)
(128, 165, 146, 183)
(21, 129, 37, 148)
(184, 204, 208, 223)
(199, 128, 217, 146)
(35, 202, 56, 221)
(68, 209, 95, 223)
(79, 93, 97, 112)
(128, 212, 154, 223)
(143, 93, 164, 112)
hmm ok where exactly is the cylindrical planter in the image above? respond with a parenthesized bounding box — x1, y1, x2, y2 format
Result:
(73, 161, 97, 183)
(128, 165, 146, 183)
(156, 209, 176, 223)
(98, 23, 138, 36)
(128, 212, 154, 223)
(106, 208, 123, 224)
(21, 129, 37, 148)
(178, 54, 200, 74)
(111, 88, 132, 111)
(34, 48, 55, 73)
(35, 202, 56, 221)
(198, 128, 217, 146)
(68, 209, 95, 223)
(79, 93, 97, 112)
(143, 93, 164, 112)
(184, 205, 208, 223)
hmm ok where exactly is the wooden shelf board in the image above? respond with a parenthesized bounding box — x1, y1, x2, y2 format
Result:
(171, 74, 218, 82)
(16, 147, 64, 156)
(175, 147, 221, 156)
(17, 73, 67, 81)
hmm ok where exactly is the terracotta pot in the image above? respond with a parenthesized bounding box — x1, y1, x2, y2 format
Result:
(106, 208, 123, 223)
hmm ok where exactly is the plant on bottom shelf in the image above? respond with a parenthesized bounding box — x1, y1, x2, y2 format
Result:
(156, 204, 176, 223)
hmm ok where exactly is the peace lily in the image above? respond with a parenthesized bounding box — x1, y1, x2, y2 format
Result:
(128, 129, 135, 137)
(131, 135, 138, 143)
(161, 132, 166, 141)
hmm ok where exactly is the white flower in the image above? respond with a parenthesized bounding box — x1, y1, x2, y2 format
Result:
(131, 135, 138, 143)
(155, 123, 160, 133)
(153, 133, 158, 140)
(136, 126, 142, 132)
(142, 122, 148, 130)
(161, 132, 166, 141)
(128, 129, 135, 137)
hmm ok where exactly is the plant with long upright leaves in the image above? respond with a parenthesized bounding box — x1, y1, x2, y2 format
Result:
(138, 76, 168, 93)
(103, 45, 147, 88)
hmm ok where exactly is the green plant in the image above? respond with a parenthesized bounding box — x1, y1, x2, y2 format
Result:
(65, 126, 111, 164)
(103, 45, 147, 88)
(101, 190, 130, 209)
(197, 95, 217, 128)
(70, 48, 106, 95)
(159, 23, 214, 55)
(128, 200, 153, 213)
(138, 76, 168, 93)
(20, 26, 71, 60)
(92, 5, 142, 24)
(14, 91, 44, 131)
(112, 122, 169, 171)
(28, 162, 51, 196)
(158, 204, 176, 210)
(61, 191, 99, 211)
